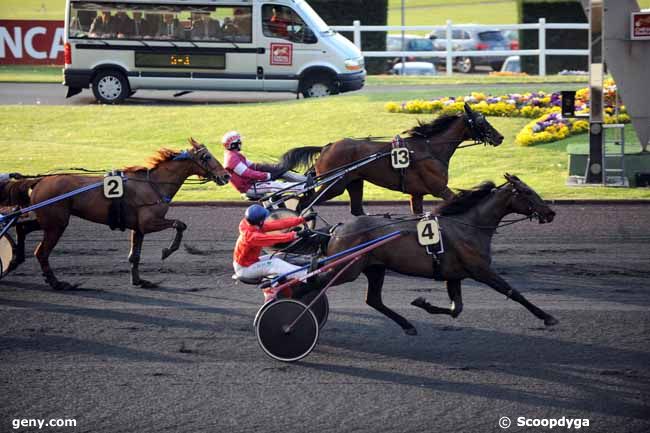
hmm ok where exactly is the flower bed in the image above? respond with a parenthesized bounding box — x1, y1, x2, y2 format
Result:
(385, 79, 629, 146)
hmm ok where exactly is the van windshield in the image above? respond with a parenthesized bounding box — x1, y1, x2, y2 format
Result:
(295, 0, 333, 35)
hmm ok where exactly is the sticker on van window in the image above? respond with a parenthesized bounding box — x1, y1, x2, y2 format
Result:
(270, 43, 293, 66)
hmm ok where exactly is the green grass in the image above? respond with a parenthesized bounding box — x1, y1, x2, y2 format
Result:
(1, 85, 648, 201)
(0, 66, 62, 83)
(388, 0, 517, 28)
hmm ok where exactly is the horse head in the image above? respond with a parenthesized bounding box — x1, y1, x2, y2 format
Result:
(187, 137, 231, 186)
(464, 102, 504, 147)
(502, 173, 555, 223)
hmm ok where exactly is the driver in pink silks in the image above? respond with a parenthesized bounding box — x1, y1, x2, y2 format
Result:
(233, 204, 317, 302)
(222, 131, 307, 197)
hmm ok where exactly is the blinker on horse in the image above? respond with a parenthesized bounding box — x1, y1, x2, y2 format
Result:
(276, 103, 504, 215)
(3, 138, 229, 290)
(318, 174, 558, 335)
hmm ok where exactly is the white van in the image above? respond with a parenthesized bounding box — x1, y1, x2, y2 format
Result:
(63, 0, 365, 103)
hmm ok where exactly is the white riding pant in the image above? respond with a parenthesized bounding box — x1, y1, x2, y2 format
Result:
(233, 254, 307, 281)
(247, 172, 308, 195)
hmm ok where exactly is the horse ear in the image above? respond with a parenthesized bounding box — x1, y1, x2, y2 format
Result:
(188, 137, 200, 148)
(504, 173, 512, 181)
(464, 102, 472, 114)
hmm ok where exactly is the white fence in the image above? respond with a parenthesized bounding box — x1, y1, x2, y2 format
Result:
(331, 19, 589, 76)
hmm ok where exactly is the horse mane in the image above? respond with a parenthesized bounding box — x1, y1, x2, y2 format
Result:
(436, 181, 496, 215)
(404, 113, 461, 138)
(123, 148, 182, 172)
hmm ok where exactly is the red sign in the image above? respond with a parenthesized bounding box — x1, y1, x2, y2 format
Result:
(270, 43, 292, 66)
(0, 20, 65, 65)
(631, 12, 650, 40)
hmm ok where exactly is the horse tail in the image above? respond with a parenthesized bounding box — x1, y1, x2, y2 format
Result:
(276, 146, 323, 173)
(0, 178, 42, 207)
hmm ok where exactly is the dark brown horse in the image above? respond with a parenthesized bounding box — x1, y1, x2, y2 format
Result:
(279, 103, 504, 215)
(2, 138, 230, 290)
(317, 174, 557, 335)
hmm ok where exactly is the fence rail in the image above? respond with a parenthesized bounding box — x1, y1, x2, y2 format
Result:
(330, 19, 589, 76)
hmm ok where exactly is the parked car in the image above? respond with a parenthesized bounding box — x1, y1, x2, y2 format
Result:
(429, 26, 509, 73)
(502, 30, 520, 50)
(386, 34, 435, 70)
(391, 61, 437, 76)
(500, 55, 521, 73)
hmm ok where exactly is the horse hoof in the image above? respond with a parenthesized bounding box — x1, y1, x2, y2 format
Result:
(411, 297, 427, 308)
(544, 316, 559, 326)
(137, 280, 158, 289)
(404, 327, 418, 336)
(161, 248, 171, 260)
(52, 281, 73, 291)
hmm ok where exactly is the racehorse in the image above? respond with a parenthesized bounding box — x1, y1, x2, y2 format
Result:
(316, 174, 557, 335)
(1, 138, 230, 290)
(275, 103, 504, 215)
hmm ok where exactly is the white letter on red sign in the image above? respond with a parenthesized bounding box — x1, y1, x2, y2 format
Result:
(25, 26, 47, 59)
(50, 27, 64, 59)
(0, 26, 23, 58)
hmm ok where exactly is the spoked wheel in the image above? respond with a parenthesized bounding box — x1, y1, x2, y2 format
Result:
(297, 290, 329, 330)
(0, 233, 16, 279)
(255, 299, 319, 362)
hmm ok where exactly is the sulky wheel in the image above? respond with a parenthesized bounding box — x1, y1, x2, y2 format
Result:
(297, 290, 329, 330)
(255, 299, 319, 362)
(0, 233, 17, 279)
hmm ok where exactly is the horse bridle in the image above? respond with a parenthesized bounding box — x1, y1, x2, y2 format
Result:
(497, 180, 541, 223)
(463, 111, 491, 145)
(187, 145, 222, 183)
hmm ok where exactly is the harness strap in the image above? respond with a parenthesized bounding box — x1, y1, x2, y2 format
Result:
(391, 135, 408, 192)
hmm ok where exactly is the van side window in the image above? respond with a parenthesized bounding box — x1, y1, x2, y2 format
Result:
(262, 4, 317, 44)
(68, 2, 252, 43)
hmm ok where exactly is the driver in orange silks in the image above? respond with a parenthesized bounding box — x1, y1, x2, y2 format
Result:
(233, 204, 317, 302)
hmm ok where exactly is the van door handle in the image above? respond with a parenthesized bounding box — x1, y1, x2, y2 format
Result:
(257, 67, 264, 79)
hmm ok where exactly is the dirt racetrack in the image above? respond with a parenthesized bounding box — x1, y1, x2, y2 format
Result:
(1, 203, 649, 433)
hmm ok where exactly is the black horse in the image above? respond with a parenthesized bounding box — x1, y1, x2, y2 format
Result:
(314, 174, 558, 335)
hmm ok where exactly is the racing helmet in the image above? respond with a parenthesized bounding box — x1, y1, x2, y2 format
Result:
(222, 131, 242, 150)
(245, 204, 270, 226)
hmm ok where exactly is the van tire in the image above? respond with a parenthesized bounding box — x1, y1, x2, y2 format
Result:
(92, 70, 129, 104)
(300, 74, 338, 98)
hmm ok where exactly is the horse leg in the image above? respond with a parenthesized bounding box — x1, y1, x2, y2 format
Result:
(364, 265, 417, 335)
(472, 268, 558, 326)
(161, 220, 187, 260)
(347, 179, 365, 216)
(8, 220, 38, 272)
(128, 230, 157, 288)
(409, 194, 424, 214)
(440, 187, 456, 202)
(304, 179, 349, 212)
(35, 226, 71, 290)
(411, 279, 463, 318)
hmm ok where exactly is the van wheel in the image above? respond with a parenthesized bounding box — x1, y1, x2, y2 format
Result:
(301, 74, 338, 98)
(92, 70, 129, 104)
